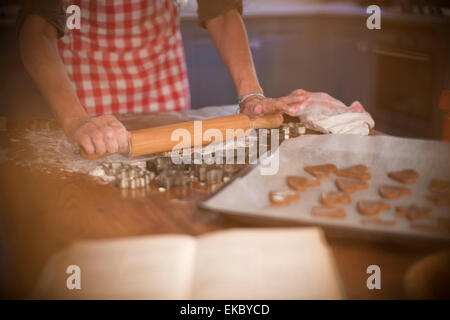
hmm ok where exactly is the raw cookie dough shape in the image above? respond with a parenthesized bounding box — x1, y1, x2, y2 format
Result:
(395, 204, 432, 220)
(388, 169, 419, 184)
(304, 164, 337, 179)
(286, 176, 320, 191)
(269, 190, 300, 206)
(320, 191, 351, 207)
(336, 178, 368, 194)
(336, 164, 371, 180)
(379, 184, 412, 199)
(357, 200, 390, 216)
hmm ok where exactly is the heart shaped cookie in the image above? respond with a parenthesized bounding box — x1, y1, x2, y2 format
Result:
(286, 176, 320, 191)
(336, 164, 371, 180)
(429, 179, 450, 194)
(357, 200, 390, 216)
(395, 204, 431, 220)
(304, 164, 337, 179)
(388, 169, 419, 184)
(269, 190, 300, 206)
(379, 185, 411, 199)
(320, 191, 351, 207)
(336, 178, 368, 194)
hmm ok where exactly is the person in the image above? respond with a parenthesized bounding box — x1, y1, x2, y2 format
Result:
(18, 0, 308, 155)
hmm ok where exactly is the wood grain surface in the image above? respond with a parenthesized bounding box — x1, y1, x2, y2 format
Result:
(0, 111, 443, 299)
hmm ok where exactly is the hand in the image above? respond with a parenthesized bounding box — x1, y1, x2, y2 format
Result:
(239, 89, 310, 117)
(65, 115, 130, 155)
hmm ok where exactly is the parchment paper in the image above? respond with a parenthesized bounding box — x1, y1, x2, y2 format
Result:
(201, 135, 450, 241)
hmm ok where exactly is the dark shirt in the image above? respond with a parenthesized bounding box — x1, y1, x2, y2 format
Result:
(17, 0, 243, 38)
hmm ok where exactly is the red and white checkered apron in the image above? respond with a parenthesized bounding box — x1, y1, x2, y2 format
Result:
(58, 0, 190, 115)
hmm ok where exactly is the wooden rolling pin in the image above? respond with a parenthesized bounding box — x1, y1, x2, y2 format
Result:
(80, 113, 283, 160)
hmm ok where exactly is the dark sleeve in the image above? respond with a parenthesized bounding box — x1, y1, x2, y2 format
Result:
(197, 0, 243, 28)
(16, 0, 66, 38)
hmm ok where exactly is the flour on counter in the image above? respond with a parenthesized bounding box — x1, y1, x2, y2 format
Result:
(10, 120, 246, 183)
(10, 124, 156, 183)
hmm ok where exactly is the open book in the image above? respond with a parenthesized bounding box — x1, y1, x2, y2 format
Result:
(32, 228, 344, 299)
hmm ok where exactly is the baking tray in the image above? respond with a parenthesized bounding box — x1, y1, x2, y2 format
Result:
(200, 135, 450, 241)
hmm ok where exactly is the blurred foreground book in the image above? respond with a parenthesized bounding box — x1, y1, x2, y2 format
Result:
(32, 228, 344, 299)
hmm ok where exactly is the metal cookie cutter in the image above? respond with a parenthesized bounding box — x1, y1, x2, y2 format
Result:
(296, 123, 306, 136)
(146, 159, 157, 173)
(102, 163, 113, 176)
(144, 172, 153, 185)
(110, 162, 123, 175)
(155, 157, 174, 173)
(116, 170, 128, 180)
(112, 162, 154, 189)
(102, 162, 124, 176)
(155, 170, 177, 190)
(281, 124, 291, 140)
(198, 165, 208, 183)
(223, 164, 237, 177)
(206, 167, 224, 185)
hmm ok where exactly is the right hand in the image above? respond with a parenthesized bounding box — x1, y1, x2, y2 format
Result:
(239, 89, 310, 118)
(66, 115, 130, 155)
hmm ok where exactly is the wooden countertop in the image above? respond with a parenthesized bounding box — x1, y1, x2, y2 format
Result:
(0, 109, 443, 299)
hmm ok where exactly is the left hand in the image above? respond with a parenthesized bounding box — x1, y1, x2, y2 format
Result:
(239, 89, 310, 117)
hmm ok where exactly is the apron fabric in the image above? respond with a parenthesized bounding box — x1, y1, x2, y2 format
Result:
(58, 0, 190, 115)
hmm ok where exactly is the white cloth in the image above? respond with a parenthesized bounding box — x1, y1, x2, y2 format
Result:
(295, 92, 375, 135)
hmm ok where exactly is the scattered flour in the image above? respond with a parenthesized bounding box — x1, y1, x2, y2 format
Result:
(10, 124, 155, 183)
(8, 115, 250, 183)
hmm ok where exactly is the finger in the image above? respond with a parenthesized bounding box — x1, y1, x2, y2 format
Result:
(109, 118, 131, 152)
(109, 121, 129, 152)
(83, 121, 98, 133)
(102, 125, 119, 154)
(279, 95, 307, 105)
(91, 119, 113, 155)
(78, 134, 95, 155)
(290, 89, 308, 97)
(272, 99, 302, 116)
(90, 130, 107, 155)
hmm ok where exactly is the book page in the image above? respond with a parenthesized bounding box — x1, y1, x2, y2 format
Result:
(191, 227, 343, 299)
(32, 235, 196, 299)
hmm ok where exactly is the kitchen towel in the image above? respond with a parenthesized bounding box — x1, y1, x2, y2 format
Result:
(290, 90, 375, 135)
